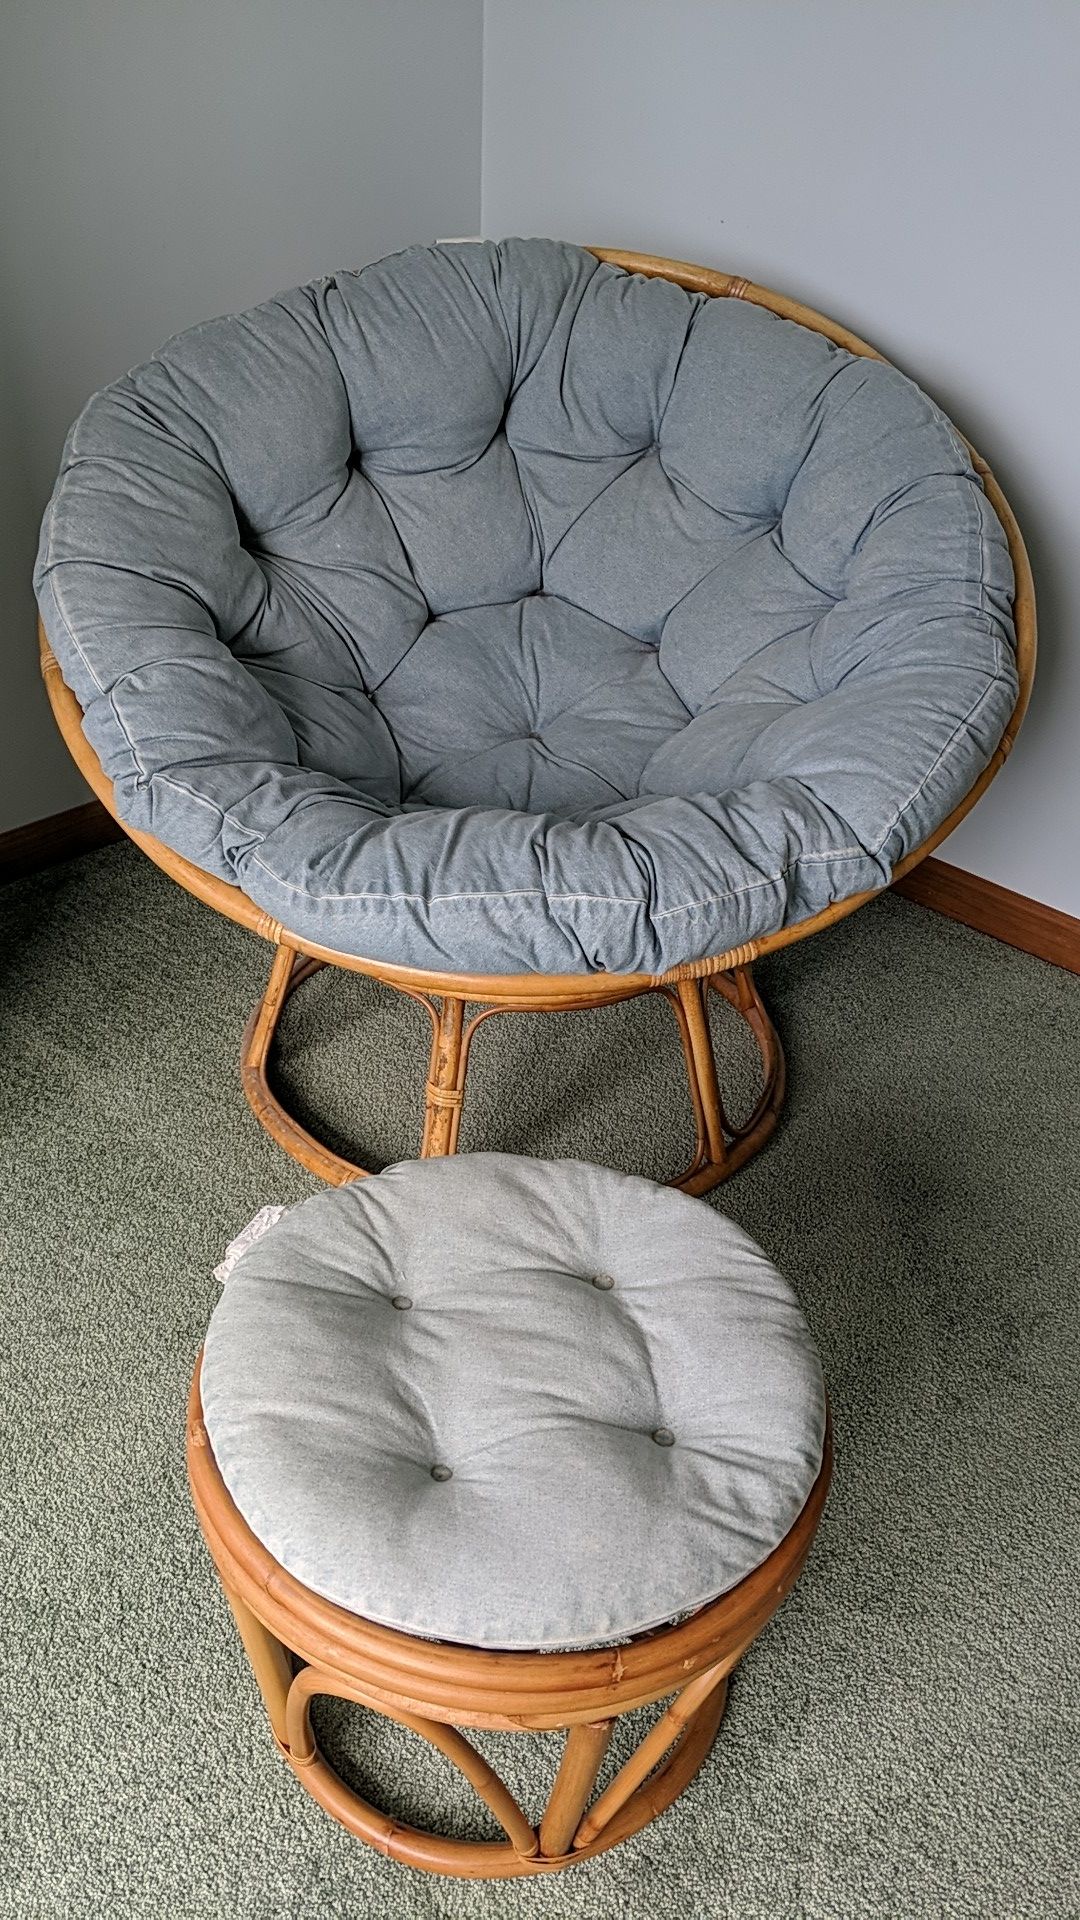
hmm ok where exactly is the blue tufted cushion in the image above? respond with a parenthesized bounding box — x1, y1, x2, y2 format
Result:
(35, 240, 1017, 975)
(200, 1156, 826, 1650)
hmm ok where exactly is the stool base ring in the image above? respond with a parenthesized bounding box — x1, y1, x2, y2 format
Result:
(276, 1666, 728, 1878)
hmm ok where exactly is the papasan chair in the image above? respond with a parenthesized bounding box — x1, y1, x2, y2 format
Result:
(35, 241, 1034, 1191)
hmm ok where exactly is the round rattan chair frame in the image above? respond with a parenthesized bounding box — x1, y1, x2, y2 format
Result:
(187, 1360, 832, 1877)
(38, 249, 1035, 1191)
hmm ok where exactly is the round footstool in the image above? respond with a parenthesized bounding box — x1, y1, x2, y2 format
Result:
(187, 1154, 830, 1878)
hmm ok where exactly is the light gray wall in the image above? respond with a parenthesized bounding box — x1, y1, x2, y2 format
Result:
(0, 0, 483, 833)
(482, 0, 1079, 915)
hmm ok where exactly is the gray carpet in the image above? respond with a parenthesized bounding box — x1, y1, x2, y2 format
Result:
(2, 843, 1077, 1920)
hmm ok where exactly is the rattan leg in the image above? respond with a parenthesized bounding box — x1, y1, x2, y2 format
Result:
(573, 1666, 728, 1848)
(670, 966, 786, 1195)
(285, 1666, 539, 1861)
(241, 944, 367, 1184)
(221, 1580, 294, 1757)
(538, 1720, 613, 1857)
(421, 995, 466, 1158)
(675, 977, 730, 1170)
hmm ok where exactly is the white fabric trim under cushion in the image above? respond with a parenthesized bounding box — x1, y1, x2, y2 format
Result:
(212, 1205, 291, 1284)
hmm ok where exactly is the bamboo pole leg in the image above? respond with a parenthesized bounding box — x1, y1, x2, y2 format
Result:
(243, 941, 304, 1081)
(585, 1671, 728, 1854)
(240, 943, 367, 1185)
(660, 985, 710, 1185)
(539, 1720, 613, 1858)
(720, 965, 785, 1118)
(674, 966, 787, 1194)
(574, 1667, 729, 1850)
(421, 995, 466, 1158)
(674, 977, 729, 1170)
(222, 1581, 295, 1757)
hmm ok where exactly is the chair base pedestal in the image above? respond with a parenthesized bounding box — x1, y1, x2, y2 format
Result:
(240, 943, 785, 1191)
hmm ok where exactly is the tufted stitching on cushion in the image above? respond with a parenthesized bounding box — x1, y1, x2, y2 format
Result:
(866, 655, 1011, 859)
(34, 240, 1018, 977)
(41, 564, 105, 696)
(199, 1155, 827, 1648)
(155, 753, 879, 914)
(650, 843, 870, 921)
(538, 442, 655, 578)
(655, 296, 707, 443)
(106, 688, 148, 785)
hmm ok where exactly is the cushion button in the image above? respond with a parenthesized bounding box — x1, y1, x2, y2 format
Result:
(430, 1464, 453, 1482)
(391, 1294, 413, 1311)
(651, 1427, 676, 1447)
(591, 1273, 615, 1291)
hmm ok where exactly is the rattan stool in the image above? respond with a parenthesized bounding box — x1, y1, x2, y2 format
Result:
(187, 1157, 831, 1878)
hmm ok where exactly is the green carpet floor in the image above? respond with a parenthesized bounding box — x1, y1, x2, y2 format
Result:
(2, 843, 1077, 1919)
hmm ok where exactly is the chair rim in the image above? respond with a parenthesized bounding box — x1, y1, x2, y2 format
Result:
(37, 246, 1036, 1005)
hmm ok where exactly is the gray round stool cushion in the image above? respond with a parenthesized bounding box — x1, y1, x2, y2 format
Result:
(201, 1154, 826, 1651)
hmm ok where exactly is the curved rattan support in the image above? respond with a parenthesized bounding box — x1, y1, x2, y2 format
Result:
(273, 1664, 729, 1875)
(36, 245, 1036, 1185)
(239, 938, 785, 1192)
(188, 1361, 828, 1879)
(285, 1666, 541, 1860)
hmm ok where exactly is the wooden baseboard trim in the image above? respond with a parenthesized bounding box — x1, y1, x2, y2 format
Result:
(0, 798, 124, 884)
(894, 856, 1080, 975)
